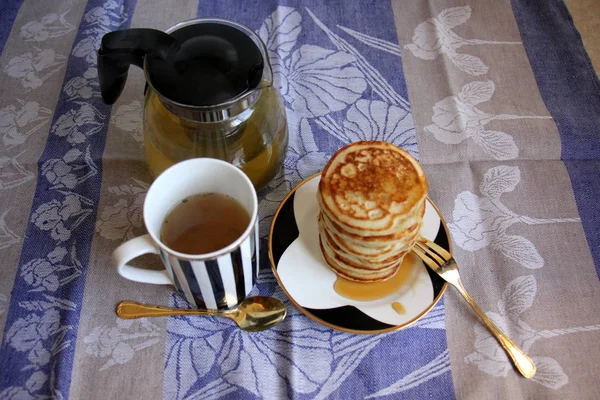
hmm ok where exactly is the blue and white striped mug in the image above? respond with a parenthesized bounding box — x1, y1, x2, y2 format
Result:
(112, 158, 258, 310)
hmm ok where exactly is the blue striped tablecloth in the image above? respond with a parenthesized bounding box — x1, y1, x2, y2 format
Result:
(0, 0, 598, 399)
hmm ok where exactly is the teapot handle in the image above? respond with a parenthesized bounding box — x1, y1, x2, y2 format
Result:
(97, 28, 177, 104)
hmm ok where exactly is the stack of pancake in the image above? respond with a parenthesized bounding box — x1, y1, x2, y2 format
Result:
(317, 141, 428, 282)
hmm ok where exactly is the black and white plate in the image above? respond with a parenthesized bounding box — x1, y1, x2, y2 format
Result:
(268, 174, 450, 334)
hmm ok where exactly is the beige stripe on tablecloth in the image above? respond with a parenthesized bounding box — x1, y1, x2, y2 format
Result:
(424, 160, 600, 399)
(68, 1, 199, 399)
(392, 0, 600, 398)
(393, 0, 560, 165)
(0, 0, 87, 336)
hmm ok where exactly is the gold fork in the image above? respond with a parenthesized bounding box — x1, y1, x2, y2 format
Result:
(413, 237, 536, 379)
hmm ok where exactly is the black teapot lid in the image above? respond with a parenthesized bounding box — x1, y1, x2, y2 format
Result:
(97, 22, 264, 108)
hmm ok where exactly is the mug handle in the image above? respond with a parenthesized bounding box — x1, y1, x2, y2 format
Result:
(112, 234, 172, 285)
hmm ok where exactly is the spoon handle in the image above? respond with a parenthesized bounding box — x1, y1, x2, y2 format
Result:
(116, 301, 218, 319)
(453, 279, 536, 379)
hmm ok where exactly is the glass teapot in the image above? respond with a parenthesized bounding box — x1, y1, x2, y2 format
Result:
(97, 19, 287, 190)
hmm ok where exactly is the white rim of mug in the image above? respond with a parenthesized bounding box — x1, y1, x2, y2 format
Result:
(143, 158, 258, 262)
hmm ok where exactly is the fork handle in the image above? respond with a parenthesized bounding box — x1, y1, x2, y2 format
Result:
(453, 280, 536, 379)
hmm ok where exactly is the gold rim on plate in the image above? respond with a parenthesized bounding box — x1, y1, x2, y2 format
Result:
(267, 172, 451, 334)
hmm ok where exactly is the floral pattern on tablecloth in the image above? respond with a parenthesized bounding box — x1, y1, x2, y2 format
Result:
(159, 5, 452, 400)
(0, 1, 134, 398)
(0, 0, 597, 399)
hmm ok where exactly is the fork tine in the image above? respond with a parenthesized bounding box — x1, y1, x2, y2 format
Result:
(414, 241, 447, 266)
(412, 245, 441, 271)
(418, 237, 452, 261)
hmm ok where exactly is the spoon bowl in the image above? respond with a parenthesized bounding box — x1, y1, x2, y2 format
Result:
(116, 296, 287, 332)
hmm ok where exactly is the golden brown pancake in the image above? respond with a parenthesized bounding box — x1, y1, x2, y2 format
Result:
(319, 235, 401, 282)
(316, 141, 428, 282)
(320, 203, 424, 247)
(319, 141, 428, 235)
(318, 213, 414, 262)
(318, 219, 407, 267)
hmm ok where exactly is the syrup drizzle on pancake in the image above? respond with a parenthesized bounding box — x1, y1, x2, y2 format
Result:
(333, 253, 419, 313)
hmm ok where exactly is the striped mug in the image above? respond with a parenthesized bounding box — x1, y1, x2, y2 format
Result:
(112, 158, 259, 310)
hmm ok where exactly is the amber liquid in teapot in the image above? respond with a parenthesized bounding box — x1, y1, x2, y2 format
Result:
(144, 86, 288, 191)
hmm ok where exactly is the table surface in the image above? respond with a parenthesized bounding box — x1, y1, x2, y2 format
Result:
(0, 0, 599, 399)
(564, 0, 600, 73)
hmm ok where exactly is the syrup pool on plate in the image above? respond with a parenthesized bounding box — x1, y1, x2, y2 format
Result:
(392, 302, 406, 314)
(333, 253, 420, 314)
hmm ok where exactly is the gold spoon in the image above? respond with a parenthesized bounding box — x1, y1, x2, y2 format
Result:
(116, 296, 287, 332)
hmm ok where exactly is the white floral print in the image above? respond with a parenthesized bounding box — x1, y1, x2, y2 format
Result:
(405, 6, 521, 76)
(259, 6, 302, 61)
(338, 25, 402, 57)
(257, 6, 415, 240)
(83, 67, 97, 79)
(42, 147, 98, 190)
(5, 308, 61, 354)
(277, 45, 367, 118)
(110, 101, 143, 143)
(21, 246, 82, 294)
(0, 100, 52, 147)
(366, 349, 450, 398)
(22, 259, 60, 292)
(0, 2, 130, 397)
(0, 210, 19, 251)
(31, 193, 94, 241)
(164, 291, 371, 400)
(4, 241, 79, 394)
(259, 6, 366, 130)
(426, 81, 551, 160)
(164, 283, 394, 400)
(72, 1, 129, 64)
(0, 371, 48, 400)
(51, 103, 105, 144)
(4, 48, 67, 89)
(84, 318, 161, 370)
(19, 294, 77, 313)
(313, 100, 417, 157)
(449, 166, 580, 269)
(83, 0, 127, 27)
(63, 76, 99, 100)
(307, 8, 410, 109)
(96, 179, 148, 241)
(20, 11, 75, 42)
(161, 7, 443, 399)
(343, 99, 416, 154)
(0, 152, 34, 190)
(72, 33, 103, 64)
(465, 275, 600, 389)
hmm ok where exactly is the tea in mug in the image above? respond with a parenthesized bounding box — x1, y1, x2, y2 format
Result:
(160, 193, 250, 254)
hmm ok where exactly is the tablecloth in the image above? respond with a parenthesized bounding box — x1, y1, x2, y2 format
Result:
(0, 0, 598, 399)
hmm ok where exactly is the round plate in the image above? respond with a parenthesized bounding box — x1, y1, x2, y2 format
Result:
(268, 173, 450, 334)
